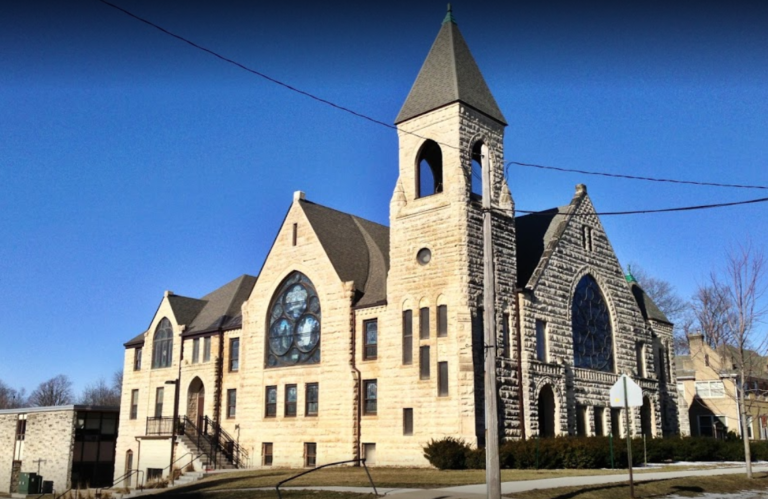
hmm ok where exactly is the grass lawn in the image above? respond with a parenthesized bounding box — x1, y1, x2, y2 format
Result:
(509, 472, 768, 499)
(154, 464, 741, 494)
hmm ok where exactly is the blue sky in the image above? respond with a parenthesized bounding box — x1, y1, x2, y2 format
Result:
(1, 0, 767, 396)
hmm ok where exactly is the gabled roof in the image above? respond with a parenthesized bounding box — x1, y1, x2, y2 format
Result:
(515, 205, 571, 289)
(125, 275, 257, 346)
(182, 274, 258, 335)
(629, 282, 672, 325)
(300, 199, 389, 307)
(168, 295, 206, 327)
(395, 13, 506, 125)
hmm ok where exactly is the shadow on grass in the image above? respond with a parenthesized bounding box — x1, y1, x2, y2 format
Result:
(547, 479, 677, 499)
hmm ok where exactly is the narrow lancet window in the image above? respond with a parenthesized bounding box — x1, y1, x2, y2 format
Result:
(416, 140, 443, 198)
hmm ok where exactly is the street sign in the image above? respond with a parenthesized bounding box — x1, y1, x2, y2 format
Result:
(610, 374, 643, 407)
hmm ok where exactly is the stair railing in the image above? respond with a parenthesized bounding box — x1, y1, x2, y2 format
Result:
(201, 416, 249, 468)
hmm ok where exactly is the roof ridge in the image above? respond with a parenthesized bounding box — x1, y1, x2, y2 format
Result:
(299, 199, 388, 230)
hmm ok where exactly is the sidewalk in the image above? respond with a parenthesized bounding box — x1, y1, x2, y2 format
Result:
(274, 464, 768, 499)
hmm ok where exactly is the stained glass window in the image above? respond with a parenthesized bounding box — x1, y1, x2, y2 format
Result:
(571, 275, 614, 372)
(151, 318, 173, 369)
(266, 272, 321, 367)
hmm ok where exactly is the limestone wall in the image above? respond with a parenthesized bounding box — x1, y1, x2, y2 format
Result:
(0, 413, 19, 493)
(519, 189, 663, 438)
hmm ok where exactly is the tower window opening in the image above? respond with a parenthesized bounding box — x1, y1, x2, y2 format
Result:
(416, 140, 443, 198)
(471, 141, 484, 198)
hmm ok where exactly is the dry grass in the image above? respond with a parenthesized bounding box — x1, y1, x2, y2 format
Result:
(507, 472, 768, 499)
(165, 465, 727, 492)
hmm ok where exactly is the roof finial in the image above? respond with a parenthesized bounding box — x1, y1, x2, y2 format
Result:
(625, 264, 637, 283)
(443, 3, 457, 24)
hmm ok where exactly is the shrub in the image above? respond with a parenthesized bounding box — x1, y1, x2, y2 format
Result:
(465, 448, 486, 469)
(423, 437, 470, 470)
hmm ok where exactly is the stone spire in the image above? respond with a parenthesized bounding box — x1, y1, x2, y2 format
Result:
(395, 8, 507, 125)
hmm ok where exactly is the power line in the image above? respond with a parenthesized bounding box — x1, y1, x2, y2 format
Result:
(95, 0, 459, 151)
(507, 161, 768, 191)
(97, 0, 767, 217)
(518, 196, 768, 216)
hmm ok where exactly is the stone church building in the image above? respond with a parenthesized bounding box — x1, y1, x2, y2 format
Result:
(115, 10, 678, 477)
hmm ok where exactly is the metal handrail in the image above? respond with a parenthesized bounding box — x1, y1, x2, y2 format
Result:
(98, 469, 144, 493)
(275, 458, 378, 499)
(54, 488, 71, 499)
(163, 452, 196, 474)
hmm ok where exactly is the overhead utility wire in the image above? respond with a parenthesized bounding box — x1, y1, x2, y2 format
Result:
(98, 0, 767, 216)
(96, 0, 417, 139)
(507, 161, 768, 191)
(518, 196, 768, 216)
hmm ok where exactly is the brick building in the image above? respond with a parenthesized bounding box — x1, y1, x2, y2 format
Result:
(0, 405, 118, 493)
(114, 9, 679, 478)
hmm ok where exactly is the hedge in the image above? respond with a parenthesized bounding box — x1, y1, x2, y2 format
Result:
(423, 435, 764, 470)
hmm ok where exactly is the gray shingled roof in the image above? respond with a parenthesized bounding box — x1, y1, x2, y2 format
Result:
(125, 275, 257, 346)
(515, 206, 571, 288)
(629, 282, 672, 325)
(124, 332, 145, 348)
(300, 200, 389, 307)
(168, 295, 206, 327)
(182, 274, 258, 335)
(395, 17, 506, 125)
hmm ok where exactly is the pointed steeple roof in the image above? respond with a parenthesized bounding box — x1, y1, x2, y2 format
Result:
(395, 7, 507, 125)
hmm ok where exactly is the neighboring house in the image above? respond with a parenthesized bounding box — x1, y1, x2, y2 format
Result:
(0, 405, 119, 493)
(677, 334, 768, 439)
(114, 9, 679, 479)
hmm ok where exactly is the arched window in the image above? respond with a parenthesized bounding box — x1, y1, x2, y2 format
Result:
(416, 140, 443, 198)
(151, 318, 173, 369)
(470, 141, 483, 197)
(572, 275, 614, 372)
(266, 272, 321, 367)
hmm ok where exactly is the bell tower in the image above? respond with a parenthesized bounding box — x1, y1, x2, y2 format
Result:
(386, 6, 520, 445)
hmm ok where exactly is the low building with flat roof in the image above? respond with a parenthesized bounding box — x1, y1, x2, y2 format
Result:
(0, 405, 119, 493)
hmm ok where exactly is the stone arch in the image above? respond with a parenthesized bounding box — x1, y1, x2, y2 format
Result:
(187, 377, 205, 428)
(569, 269, 617, 373)
(538, 383, 557, 438)
(416, 139, 443, 198)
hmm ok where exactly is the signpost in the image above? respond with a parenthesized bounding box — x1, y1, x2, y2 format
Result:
(610, 374, 643, 498)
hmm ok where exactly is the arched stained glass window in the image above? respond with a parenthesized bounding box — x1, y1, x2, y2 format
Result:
(152, 318, 173, 369)
(266, 272, 321, 367)
(571, 275, 614, 372)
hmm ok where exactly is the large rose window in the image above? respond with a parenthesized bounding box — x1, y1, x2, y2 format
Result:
(571, 274, 614, 372)
(266, 272, 321, 367)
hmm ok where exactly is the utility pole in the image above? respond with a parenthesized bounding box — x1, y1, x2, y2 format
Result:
(481, 143, 501, 499)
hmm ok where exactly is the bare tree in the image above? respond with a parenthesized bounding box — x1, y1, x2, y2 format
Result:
(113, 369, 123, 396)
(722, 243, 767, 479)
(629, 264, 691, 352)
(691, 280, 734, 348)
(80, 371, 123, 407)
(0, 380, 26, 409)
(28, 374, 74, 407)
(693, 243, 767, 479)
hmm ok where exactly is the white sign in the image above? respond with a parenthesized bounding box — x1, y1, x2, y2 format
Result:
(610, 374, 643, 407)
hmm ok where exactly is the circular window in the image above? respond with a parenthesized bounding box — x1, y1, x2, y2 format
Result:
(417, 248, 432, 265)
(266, 272, 321, 367)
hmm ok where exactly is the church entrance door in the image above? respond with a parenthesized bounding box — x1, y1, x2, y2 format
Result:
(187, 377, 205, 429)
